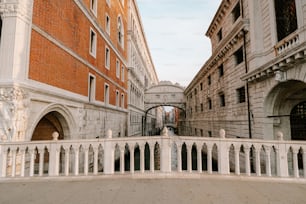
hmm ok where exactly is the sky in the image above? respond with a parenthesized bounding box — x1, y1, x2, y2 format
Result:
(137, 0, 222, 87)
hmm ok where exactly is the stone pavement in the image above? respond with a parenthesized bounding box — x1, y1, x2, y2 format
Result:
(0, 175, 306, 204)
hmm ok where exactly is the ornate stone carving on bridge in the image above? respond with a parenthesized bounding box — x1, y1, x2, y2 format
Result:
(144, 81, 186, 111)
(0, 87, 29, 141)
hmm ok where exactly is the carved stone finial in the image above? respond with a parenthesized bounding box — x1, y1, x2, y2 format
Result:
(276, 131, 283, 141)
(52, 132, 59, 141)
(106, 129, 112, 139)
(219, 129, 226, 138)
(161, 127, 168, 136)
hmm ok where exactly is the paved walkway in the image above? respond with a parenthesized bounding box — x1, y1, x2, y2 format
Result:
(0, 175, 306, 204)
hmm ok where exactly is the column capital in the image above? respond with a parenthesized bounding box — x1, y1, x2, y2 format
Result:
(0, 0, 33, 22)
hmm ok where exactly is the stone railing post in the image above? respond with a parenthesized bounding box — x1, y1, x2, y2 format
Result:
(275, 131, 288, 177)
(218, 129, 229, 175)
(104, 129, 114, 174)
(161, 127, 171, 173)
(49, 132, 60, 176)
(0, 145, 7, 178)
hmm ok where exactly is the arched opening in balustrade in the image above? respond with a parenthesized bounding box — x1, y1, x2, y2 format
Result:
(260, 146, 266, 175)
(288, 147, 294, 176)
(270, 146, 277, 176)
(124, 144, 130, 171)
(171, 143, 178, 171)
(298, 148, 304, 177)
(229, 144, 235, 173)
(154, 143, 160, 170)
(181, 143, 187, 171)
(98, 144, 104, 173)
(212, 144, 218, 172)
(239, 145, 246, 174)
(144, 143, 150, 171)
(134, 144, 140, 171)
(191, 144, 197, 171)
(201, 144, 208, 171)
(114, 144, 120, 172)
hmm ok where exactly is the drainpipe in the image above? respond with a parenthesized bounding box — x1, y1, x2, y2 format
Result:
(240, 0, 252, 139)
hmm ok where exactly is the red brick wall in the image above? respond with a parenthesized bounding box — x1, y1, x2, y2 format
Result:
(29, 0, 128, 108)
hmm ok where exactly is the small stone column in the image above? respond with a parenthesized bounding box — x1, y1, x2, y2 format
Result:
(104, 129, 114, 174)
(218, 129, 229, 175)
(275, 131, 288, 177)
(49, 132, 59, 176)
(161, 127, 171, 173)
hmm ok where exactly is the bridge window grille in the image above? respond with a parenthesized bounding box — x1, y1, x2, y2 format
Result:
(290, 101, 306, 140)
(274, 0, 297, 41)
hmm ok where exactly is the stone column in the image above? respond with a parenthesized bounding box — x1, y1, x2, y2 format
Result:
(160, 127, 171, 173)
(275, 132, 288, 177)
(104, 129, 114, 174)
(218, 129, 229, 175)
(0, 0, 34, 81)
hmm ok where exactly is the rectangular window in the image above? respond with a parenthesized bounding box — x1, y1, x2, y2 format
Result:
(275, 0, 297, 41)
(237, 86, 246, 103)
(232, 2, 241, 22)
(217, 28, 222, 41)
(121, 93, 125, 108)
(194, 88, 197, 95)
(195, 128, 197, 136)
(208, 131, 212, 137)
(89, 74, 95, 102)
(116, 90, 119, 107)
(218, 64, 224, 77)
(105, 46, 110, 69)
(90, 0, 97, 16)
(106, 0, 111, 7)
(104, 84, 109, 104)
(234, 47, 243, 65)
(116, 59, 120, 78)
(200, 83, 203, 91)
(200, 103, 203, 112)
(208, 98, 212, 110)
(208, 75, 211, 85)
(105, 15, 110, 35)
(121, 66, 125, 82)
(200, 129, 203, 137)
(219, 93, 225, 107)
(89, 28, 97, 57)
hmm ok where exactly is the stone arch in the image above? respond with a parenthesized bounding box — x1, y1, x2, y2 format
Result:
(264, 80, 306, 140)
(29, 104, 76, 141)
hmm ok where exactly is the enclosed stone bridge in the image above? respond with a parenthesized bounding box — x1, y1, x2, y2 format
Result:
(144, 81, 185, 113)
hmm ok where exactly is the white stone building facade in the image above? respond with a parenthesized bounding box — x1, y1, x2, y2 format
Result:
(183, 0, 306, 141)
(127, 0, 162, 136)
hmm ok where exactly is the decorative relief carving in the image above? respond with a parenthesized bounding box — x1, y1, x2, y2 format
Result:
(0, 0, 33, 22)
(0, 87, 29, 141)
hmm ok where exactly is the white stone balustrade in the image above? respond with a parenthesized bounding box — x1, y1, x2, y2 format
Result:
(0, 130, 306, 180)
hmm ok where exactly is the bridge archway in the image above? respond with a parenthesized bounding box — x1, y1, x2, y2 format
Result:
(144, 81, 185, 135)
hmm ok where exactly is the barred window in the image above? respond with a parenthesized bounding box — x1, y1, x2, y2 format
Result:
(275, 0, 297, 41)
(234, 47, 243, 65)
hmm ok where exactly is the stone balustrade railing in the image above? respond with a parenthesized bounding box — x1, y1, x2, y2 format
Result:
(0, 129, 306, 180)
(274, 31, 300, 55)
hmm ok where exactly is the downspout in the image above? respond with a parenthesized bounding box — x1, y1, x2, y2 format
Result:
(240, 0, 252, 139)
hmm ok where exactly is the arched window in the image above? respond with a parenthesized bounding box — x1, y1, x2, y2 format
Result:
(274, 0, 297, 41)
(118, 16, 124, 48)
(290, 101, 306, 140)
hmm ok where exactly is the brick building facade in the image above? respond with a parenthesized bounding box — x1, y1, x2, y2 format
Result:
(0, 0, 130, 141)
